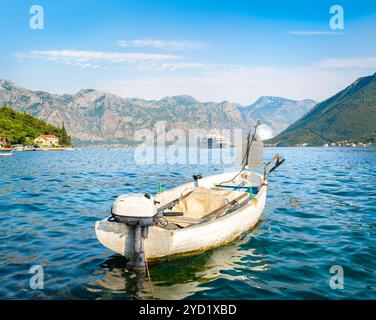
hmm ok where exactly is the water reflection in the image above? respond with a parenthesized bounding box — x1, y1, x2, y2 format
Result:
(89, 230, 269, 300)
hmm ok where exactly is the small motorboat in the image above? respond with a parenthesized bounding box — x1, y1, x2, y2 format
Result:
(0, 147, 13, 156)
(202, 134, 230, 148)
(95, 122, 284, 271)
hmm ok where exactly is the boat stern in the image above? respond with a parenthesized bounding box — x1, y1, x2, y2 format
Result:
(95, 219, 135, 258)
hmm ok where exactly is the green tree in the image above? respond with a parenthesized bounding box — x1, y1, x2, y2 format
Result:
(60, 122, 72, 146)
(0, 106, 73, 146)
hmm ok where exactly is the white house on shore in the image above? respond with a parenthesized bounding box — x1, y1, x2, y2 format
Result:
(34, 135, 59, 147)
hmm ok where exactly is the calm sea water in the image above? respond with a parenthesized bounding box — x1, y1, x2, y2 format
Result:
(0, 147, 375, 300)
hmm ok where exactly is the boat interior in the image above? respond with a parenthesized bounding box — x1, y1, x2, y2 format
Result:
(155, 179, 260, 230)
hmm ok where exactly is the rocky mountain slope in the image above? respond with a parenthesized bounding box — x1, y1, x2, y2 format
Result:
(270, 72, 376, 146)
(241, 96, 316, 134)
(0, 80, 316, 144)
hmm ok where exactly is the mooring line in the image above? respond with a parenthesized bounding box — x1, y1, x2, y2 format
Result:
(145, 256, 155, 299)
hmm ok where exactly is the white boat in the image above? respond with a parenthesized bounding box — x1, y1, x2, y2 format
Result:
(201, 134, 230, 148)
(95, 122, 284, 270)
(12, 145, 25, 152)
(96, 170, 266, 260)
(0, 148, 13, 156)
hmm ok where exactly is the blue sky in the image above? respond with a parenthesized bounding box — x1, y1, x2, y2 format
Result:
(1, 0, 376, 104)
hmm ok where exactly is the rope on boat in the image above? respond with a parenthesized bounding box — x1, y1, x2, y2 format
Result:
(144, 255, 155, 299)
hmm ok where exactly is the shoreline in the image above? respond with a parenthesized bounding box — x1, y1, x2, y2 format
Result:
(11, 147, 76, 152)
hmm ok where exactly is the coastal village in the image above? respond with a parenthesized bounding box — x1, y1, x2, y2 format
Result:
(0, 134, 74, 152)
(264, 140, 375, 148)
(299, 141, 373, 148)
(265, 140, 374, 148)
(0, 106, 75, 154)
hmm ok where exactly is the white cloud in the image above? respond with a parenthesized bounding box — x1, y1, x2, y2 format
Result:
(288, 31, 343, 36)
(15, 49, 180, 68)
(15, 49, 212, 71)
(317, 56, 376, 69)
(137, 61, 208, 71)
(14, 49, 374, 104)
(117, 39, 207, 50)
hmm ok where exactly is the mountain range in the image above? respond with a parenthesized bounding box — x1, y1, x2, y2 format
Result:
(0, 80, 316, 144)
(270, 72, 376, 146)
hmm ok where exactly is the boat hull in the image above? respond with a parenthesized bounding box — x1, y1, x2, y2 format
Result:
(95, 171, 267, 260)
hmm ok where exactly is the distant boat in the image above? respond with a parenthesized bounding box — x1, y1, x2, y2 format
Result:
(12, 145, 25, 152)
(0, 148, 13, 156)
(202, 134, 230, 148)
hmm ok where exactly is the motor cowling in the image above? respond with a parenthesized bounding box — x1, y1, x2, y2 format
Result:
(110, 193, 159, 272)
(111, 193, 157, 226)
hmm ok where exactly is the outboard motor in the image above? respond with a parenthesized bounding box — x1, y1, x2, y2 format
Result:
(110, 193, 158, 272)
